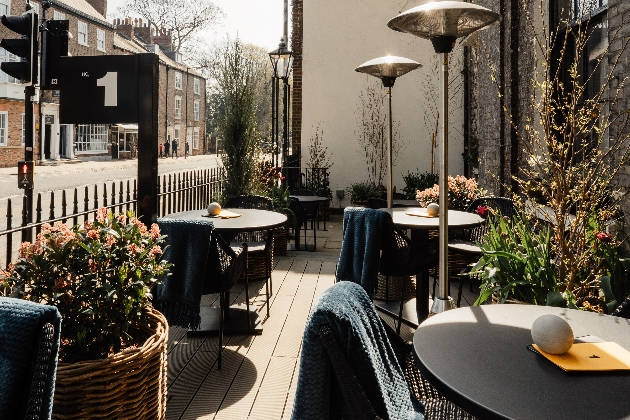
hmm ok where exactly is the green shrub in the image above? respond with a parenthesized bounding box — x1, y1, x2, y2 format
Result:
(346, 181, 379, 204)
(402, 170, 439, 199)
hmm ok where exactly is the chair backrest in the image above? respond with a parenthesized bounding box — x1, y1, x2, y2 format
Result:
(204, 230, 247, 294)
(291, 189, 316, 196)
(612, 296, 630, 319)
(224, 195, 273, 211)
(0, 297, 61, 420)
(291, 281, 418, 420)
(368, 198, 388, 209)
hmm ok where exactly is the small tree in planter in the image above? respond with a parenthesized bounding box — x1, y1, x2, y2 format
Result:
(1, 208, 171, 418)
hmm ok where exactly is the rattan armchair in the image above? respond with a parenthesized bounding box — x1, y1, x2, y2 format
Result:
(612, 296, 630, 319)
(0, 297, 61, 420)
(223, 195, 274, 315)
(447, 196, 515, 307)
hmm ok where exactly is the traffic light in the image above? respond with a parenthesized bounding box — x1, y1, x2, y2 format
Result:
(0, 10, 38, 85)
(17, 160, 34, 189)
(41, 19, 68, 89)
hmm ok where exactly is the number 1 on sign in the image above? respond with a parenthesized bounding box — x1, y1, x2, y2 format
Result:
(96, 72, 117, 107)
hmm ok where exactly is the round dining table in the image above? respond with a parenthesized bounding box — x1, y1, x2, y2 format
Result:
(382, 207, 483, 322)
(413, 305, 630, 419)
(163, 208, 287, 334)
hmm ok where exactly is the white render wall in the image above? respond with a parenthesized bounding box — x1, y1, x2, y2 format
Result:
(301, 0, 465, 207)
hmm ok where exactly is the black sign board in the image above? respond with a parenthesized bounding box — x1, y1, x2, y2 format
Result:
(59, 55, 138, 124)
(44, 115, 54, 124)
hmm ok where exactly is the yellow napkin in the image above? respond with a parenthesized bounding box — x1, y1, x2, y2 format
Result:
(532, 342, 630, 371)
(406, 210, 437, 218)
(216, 210, 242, 219)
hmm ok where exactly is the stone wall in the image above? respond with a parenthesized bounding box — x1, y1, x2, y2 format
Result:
(290, 0, 303, 160)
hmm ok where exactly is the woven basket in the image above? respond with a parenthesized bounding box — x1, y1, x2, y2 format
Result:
(52, 308, 168, 419)
(374, 274, 416, 301)
(273, 227, 287, 257)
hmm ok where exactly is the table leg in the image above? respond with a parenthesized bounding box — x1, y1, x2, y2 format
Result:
(411, 229, 430, 323)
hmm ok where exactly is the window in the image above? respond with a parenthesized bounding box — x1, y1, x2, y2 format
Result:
(53, 10, 65, 20)
(193, 100, 199, 121)
(175, 95, 182, 119)
(0, 0, 10, 17)
(0, 48, 19, 84)
(193, 127, 199, 150)
(194, 78, 200, 94)
(175, 72, 182, 90)
(0, 112, 7, 146)
(75, 124, 108, 152)
(174, 125, 180, 143)
(78, 21, 88, 46)
(96, 29, 105, 52)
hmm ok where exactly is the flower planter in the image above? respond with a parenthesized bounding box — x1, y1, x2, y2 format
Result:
(52, 308, 168, 419)
(273, 226, 288, 257)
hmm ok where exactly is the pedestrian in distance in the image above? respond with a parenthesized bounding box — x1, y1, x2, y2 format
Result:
(159, 143, 163, 158)
(172, 139, 178, 158)
(185, 141, 189, 159)
(164, 140, 171, 157)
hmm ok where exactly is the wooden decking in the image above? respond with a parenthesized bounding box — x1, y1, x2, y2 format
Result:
(165, 214, 477, 420)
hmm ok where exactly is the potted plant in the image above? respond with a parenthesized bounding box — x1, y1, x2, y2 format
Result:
(415, 175, 485, 210)
(270, 184, 296, 256)
(346, 181, 379, 207)
(1, 208, 171, 418)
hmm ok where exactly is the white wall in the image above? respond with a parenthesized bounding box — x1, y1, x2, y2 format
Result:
(302, 0, 465, 206)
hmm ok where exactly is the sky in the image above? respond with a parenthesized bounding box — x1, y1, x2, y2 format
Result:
(106, 0, 289, 52)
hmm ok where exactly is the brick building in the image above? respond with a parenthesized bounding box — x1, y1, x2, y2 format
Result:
(0, 0, 206, 167)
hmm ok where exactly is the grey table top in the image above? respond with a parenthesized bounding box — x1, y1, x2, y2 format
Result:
(413, 305, 630, 420)
(163, 208, 287, 233)
(290, 195, 330, 203)
(384, 208, 483, 230)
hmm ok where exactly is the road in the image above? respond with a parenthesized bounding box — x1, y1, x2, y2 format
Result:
(0, 154, 222, 201)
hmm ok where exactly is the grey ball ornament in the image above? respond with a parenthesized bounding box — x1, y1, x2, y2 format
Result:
(531, 314, 574, 354)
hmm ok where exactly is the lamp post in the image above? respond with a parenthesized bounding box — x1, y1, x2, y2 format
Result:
(355, 56, 422, 208)
(388, 1, 499, 314)
(268, 37, 294, 175)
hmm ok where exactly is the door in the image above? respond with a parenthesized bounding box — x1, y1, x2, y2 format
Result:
(44, 125, 52, 159)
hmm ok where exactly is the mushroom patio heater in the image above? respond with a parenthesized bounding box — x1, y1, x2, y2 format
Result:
(355, 56, 422, 208)
(388, 1, 500, 314)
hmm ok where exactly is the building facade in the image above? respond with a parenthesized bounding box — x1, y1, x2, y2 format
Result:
(0, 0, 206, 167)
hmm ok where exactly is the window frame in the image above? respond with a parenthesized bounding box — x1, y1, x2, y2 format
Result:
(0, 112, 7, 146)
(193, 127, 199, 150)
(0, 0, 10, 17)
(78, 20, 88, 46)
(96, 28, 105, 52)
(193, 99, 199, 121)
(75, 124, 108, 153)
(194, 78, 200, 95)
(175, 72, 182, 90)
(175, 95, 182, 119)
(53, 10, 65, 20)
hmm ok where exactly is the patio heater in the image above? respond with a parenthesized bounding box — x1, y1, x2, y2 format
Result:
(268, 37, 294, 175)
(355, 56, 422, 208)
(388, 1, 499, 314)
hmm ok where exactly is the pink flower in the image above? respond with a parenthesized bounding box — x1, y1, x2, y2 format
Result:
(87, 230, 100, 240)
(596, 232, 613, 243)
(148, 245, 162, 258)
(475, 205, 489, 218)
(280, 176, 286, 181)
(150, 224, 160, 239)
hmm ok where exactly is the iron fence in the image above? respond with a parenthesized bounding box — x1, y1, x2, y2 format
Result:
(0, 167, 223, 269)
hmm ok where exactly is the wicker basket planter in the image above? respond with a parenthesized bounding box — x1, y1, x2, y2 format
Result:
(374, 274, 416, 301)
(273, 227, 288, 257)
(52, 308, 169, 419)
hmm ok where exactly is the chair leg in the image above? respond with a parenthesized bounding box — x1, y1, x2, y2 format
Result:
(397, 276, 406, 335)
(313, 221, 317, 251)
(265, 255, 270, 318)
(245, 264, 250, 334)
(385, 275, 390, 303)
(218, 291, 224, 370)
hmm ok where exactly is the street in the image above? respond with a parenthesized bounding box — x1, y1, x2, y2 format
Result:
(0, 154, 222, 201)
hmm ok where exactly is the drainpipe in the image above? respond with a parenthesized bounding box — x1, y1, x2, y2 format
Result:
(463, 45, 469, 178)
(509, 0, 520, 193)
(165, 66, 169, 142)
(498, 0, 506, 196)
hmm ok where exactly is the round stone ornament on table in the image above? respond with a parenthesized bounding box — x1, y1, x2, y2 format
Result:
(427, 202, 439, 217)
(207, 202, 221, 216)
(531, 314, 574, 354)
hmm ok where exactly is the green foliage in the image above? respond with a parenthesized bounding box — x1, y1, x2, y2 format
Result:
(270, 184, 296, 228)
(402, 170, 439, 199)
(213, 38, 261, 199)
(472, 211, 558, 305)
(346, 181, 379, 204)
(1, 209, 171, 362)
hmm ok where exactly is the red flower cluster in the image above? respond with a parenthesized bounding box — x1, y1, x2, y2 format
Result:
(596, 232, 613, 243)
(475, 205, 489, 218)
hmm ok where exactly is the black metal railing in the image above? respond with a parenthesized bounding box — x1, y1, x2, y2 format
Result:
(0, 167, 223, 269)
(281, 166, 331, 199)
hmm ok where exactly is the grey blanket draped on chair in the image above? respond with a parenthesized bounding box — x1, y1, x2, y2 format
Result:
(291, 281, 422, 420)
(155, 218, 214, 330)
(0, 297, 61, 420)
(336, 207, 389, 295)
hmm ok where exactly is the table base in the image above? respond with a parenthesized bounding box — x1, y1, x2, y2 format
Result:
(188, 306, 263, 335)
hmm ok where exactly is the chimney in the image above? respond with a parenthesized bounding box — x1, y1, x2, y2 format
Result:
(114, 18, 134, 39)
(85, 0, 107, 19)
(152, 27, 173, 51)
(134, 20, 152, 43)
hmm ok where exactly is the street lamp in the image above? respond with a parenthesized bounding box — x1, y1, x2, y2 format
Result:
(388, 1, 499, 315)
(355, 56, 421, 208)
(268, 37, 293, 173)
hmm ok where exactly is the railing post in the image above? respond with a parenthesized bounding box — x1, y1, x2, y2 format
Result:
(73, 188, 79, 226)
(6, 199, 12, 268)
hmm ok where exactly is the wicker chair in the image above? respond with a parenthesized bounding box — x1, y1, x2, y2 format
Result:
(612, 296, 630, 319)
(0, 297, 61, 420)
(289, 196, 318, 251)
(291, 189, 316, 196)
(447, 196, 515, 307)
(379, 215, 439, 334)
(224, 195, 274, 315)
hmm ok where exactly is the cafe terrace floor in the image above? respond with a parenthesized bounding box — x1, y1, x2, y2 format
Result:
(165, 213, 478, 420)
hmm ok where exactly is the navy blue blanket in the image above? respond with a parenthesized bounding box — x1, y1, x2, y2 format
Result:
(0, 297, 61, 420)
(156, 218, 214, 330)
(291, 281, 422, 420)
(336, 207, 389, 295)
